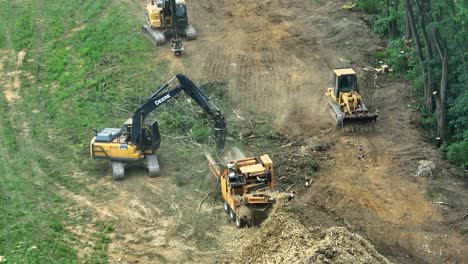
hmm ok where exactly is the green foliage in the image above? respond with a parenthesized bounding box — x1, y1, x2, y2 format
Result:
(420, 113, 438, 137)
(356, 0, 383, 14)
(361, 0, 468, 169)
(375, 38, 409, 73)
(174, 173, 189, 186)
(191, 122, 212, 142)
(157, 81, 227, 144)
(444, 131, 468, 169)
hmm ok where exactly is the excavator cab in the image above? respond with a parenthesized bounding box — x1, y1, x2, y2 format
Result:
(174, 2, 188, 25)
(141, 120, 162, 152)
(123, 119, 161, 153)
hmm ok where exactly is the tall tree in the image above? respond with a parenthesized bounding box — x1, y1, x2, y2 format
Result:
(432, 28, 448, 142)
(414, 0, 434, 113)
(385, 0, 401, 37)
(405, 0, 433, 113)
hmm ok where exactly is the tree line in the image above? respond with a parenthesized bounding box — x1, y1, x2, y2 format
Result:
(356, 0, 467, 169)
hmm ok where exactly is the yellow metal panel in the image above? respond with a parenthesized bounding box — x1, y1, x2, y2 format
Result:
(334, 68, 356, 76)
(260, 154, 273, 166)
(235, 157, 257, 167)
(146, 4, 162, 28)
(239, 164, 265, 175)
(91, 141, 143, 160)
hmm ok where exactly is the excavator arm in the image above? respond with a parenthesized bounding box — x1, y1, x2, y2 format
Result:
(130, 74, 227, 150)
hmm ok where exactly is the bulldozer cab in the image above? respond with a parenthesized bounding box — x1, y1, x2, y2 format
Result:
(333, 68, 358, 97)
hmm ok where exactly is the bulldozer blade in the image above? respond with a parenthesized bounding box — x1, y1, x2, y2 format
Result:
(342, 116, 377, 132)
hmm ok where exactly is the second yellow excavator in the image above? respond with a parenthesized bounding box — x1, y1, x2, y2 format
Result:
(325, 68, 378, 129)
(142, 0, 197, 55)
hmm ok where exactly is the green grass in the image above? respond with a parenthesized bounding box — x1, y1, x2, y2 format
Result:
(0, 88, 78, 262)
(0, 0, 162, 262)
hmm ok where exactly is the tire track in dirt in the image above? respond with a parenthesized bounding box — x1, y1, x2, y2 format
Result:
(167, 0, 336, 132)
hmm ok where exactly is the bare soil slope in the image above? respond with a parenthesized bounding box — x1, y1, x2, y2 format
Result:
(163, 0, 467, 263)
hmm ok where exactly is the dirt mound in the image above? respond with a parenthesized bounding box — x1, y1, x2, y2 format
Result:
(233, 204, 391, 264)
(304, 227, 392, 264)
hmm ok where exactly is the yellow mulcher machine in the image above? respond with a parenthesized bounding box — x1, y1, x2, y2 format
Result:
(206, 153, 294, 228)
(325, 68, 378, 129)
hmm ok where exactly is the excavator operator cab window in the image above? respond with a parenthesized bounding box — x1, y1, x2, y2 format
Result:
(338, 74, 358, 93)
(175, 4, 186, 18)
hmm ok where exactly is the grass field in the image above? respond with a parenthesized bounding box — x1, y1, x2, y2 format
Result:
(0, 0, 165, 262)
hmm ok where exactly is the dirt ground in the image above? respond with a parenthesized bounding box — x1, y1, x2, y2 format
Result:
(160, 0, 466, 263)
(4, 0, 464, 263)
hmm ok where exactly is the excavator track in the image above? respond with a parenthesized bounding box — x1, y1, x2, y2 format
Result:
(184, 24, 197, 40)
(111, 161, 125, 181)
(142, 24, 166, 46)
(146, 154, 160, 177)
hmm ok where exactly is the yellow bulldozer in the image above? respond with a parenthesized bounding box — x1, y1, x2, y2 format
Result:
(325, 68, 378, 129)
(206, 153, 294, 228)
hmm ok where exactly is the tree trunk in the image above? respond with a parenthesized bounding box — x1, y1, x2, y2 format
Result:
(405, 0, 431, 111)
(414, 0, 434, 113)
(386, 0, 400, 38)
(385, 0, 391, 36)
(405, 9, 412, 39)
(390, 0, 400, 38)
(432, 28, 448, 142)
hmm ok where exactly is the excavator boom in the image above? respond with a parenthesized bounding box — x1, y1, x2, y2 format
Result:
(130, 74, 226, 150)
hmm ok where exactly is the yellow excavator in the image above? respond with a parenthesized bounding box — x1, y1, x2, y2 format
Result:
(325, 68, 378, 128)
(206, 153, 294, 228)
(142, 0, 197, 55)
(90, 75, 226, 181)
